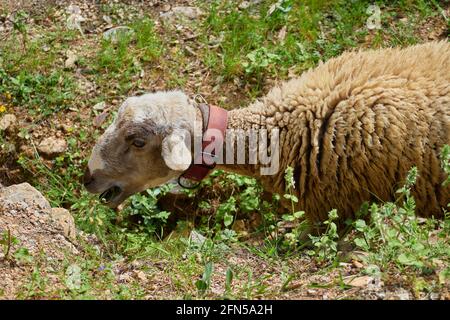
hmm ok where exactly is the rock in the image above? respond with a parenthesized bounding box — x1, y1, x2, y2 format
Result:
(103, 26, 134, 42)
(344, 275, 374, 287)
(277, 25, 287, 42)
(59, 124, 73, 133)
(93, 111, 110, 127)
(173, 6, 203, 19)
(51, 208, 76, 241)
(429, 292, 440, 300)
(134, 270, 147, 282)
(0, 183, 51, 210)
(76, 75, 96, 93)
(161, 4, 171, 12)
(367, 276, 384, 291)
(0, 182, 81, 299)
(66, 4, 85, 33)
(189, 230, 206, 246)
(160, 6, 203, 22)
(392, 288, 411, 300)
(64, 50, 78, 69)
(38, 137, 67, 158)
(119, 273, 132, 283)
(239, 1, 251, 10)
(102, 15, 112, 25)
(66, 4, 81, 15)
(93, 101, 106, 111)
(0, 114, 17, 131)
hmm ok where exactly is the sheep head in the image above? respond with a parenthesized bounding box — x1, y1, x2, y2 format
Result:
(84, 91, 198, 208)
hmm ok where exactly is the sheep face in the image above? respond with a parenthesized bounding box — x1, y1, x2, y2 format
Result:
(84, 91, 196, 208)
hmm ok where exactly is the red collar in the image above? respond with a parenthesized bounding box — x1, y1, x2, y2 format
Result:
(178, 103, 228, 188)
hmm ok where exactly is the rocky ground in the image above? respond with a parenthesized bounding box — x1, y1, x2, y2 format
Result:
(0, 183, 77, 298)
(1, 183, 448, 300)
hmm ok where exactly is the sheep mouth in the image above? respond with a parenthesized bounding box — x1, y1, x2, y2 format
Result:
(99, 186, 122, 204)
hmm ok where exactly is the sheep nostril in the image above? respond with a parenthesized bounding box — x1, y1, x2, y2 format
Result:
(83, 168, 94, 186)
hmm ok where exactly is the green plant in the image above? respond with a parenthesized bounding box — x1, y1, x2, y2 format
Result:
(195, 261, 213, 295)
(0, 0, 448, 300)
(14, 247, 33, 264)
(0, 229, 15, 260)
(95, 17, 163, 94)
(350, 160, 450, 277)
(0, 230, 33, 264)
(307, 209, 339, 263)
(121, 185, 174, 237)
(11, 10, 29, 49)
(0, 69, 75, 117)
(224, 266, 234, 296)
(242, 47, 281, 75)
(278, 167, 307, 249)
(215, 196, 237, 230)
(20, 265, 48, 299)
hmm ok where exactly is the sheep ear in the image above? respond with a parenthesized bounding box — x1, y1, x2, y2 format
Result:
(161, 133, 191, 171)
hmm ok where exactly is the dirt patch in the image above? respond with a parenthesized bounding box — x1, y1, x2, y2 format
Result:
(416, 13, 449, 41)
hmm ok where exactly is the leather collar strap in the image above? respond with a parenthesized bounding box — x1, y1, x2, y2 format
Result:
(178, 103, 228, 188)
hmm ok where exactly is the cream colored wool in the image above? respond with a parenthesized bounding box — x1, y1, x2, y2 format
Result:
(222, 41, 450, 224)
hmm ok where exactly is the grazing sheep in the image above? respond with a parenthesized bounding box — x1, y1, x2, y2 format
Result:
(84, 41, 450, 228)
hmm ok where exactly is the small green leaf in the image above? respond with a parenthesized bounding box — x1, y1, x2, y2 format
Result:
(283, 194, 298, 203)
(195, 280, 207, 292)
(398, 253, 423, 267)
(293, 211, 305, 219)
(282, 214, 295, 221)
(224, 213, 234, 227)
(355, 219, 367, 232)
(354, 237, 369, 250)
(197, 262, 214, 294)
(14, 247, 33, 264)
(225, 267, 233, 292)
(365, 264, 381, 277)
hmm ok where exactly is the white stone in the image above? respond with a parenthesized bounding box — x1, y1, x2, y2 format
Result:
(93, 101, 106, 111)
(65, 50, 78, 69)
(51, 208, 76, 241)
(103, 26, 134, 42)
(0, 114, 17, 131)
(38, 137, 68, 157)
(160, 6, 203, 22)
(0, 183, 51, 210)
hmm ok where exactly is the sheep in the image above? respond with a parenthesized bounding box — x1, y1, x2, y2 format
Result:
(84, 41, 450, 229)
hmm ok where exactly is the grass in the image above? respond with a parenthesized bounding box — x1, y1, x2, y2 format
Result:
(195, 0, 447, 98)
(0, 0, 449, 299)
(95, 18, 163, 94)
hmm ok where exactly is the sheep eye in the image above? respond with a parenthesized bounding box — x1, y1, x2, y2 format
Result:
(132, 139, 146, 148)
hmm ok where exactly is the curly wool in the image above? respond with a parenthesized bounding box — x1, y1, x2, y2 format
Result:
(225, 41, 450, 224)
